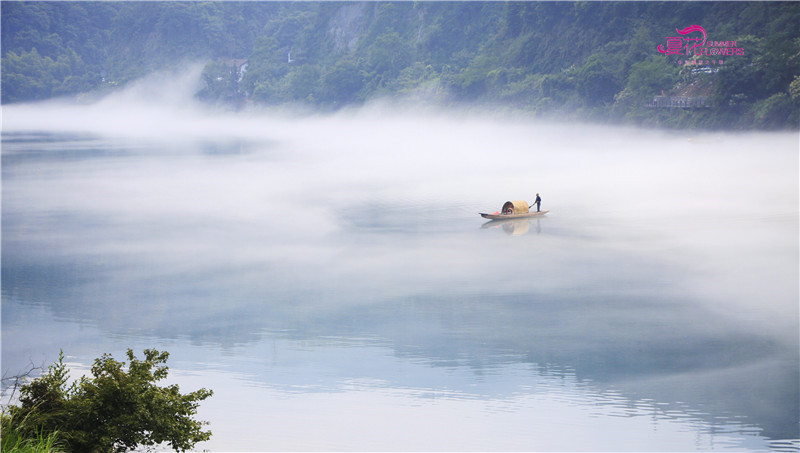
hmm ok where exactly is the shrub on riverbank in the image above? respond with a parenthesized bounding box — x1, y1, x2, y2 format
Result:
(2, 349, 212, 453)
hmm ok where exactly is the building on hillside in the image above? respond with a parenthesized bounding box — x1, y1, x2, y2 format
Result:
(647, 96, 711, 109)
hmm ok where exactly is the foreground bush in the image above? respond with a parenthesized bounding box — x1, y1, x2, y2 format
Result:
(3, 349, 212, 453)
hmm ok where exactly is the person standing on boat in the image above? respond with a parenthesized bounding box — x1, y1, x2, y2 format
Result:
(532, 194, 541, 212)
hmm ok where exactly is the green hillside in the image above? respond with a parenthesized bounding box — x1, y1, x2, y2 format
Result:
(2, 1, 799, 129)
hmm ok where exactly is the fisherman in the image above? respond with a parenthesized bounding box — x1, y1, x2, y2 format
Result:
(532, 193, 542, 212)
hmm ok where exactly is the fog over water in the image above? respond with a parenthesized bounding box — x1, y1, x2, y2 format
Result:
(3, 68, 798, 451)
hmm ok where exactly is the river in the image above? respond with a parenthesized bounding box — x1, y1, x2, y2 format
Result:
(2, 97, 798, 451)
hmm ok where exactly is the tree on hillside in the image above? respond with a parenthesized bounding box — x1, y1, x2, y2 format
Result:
(368, 32, 411, 80)
(615, 56, 680, 105)
(575, 53, 623, 106)
(321, 57, 365, 104)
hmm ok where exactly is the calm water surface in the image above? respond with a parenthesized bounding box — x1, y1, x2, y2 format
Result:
(2, 104, 798, 451)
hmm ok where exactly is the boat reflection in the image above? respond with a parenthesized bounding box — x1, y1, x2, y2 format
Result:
(480, 218, 541, 235)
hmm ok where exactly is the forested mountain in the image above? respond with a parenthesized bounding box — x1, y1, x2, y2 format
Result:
(2, 2, 799, 129)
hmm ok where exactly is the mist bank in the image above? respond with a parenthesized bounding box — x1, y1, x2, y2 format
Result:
(3, 83, 798, 342)
(3, 2, 799, 129)
(4, 65, 798, 339)
(5, 63, 800, 142)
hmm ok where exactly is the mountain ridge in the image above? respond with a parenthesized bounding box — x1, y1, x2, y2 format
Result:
(2, 2, 798, 129)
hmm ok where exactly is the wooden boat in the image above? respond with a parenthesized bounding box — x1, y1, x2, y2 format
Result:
(480, 210, 549, 220)
(479, 200, 548, 220)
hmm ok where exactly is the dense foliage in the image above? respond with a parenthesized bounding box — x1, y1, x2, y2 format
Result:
(2, 1, 799, 129)
(2, 350, 212, 453)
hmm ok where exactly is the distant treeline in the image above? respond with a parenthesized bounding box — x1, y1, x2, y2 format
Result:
(2, 2, 799, 129)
